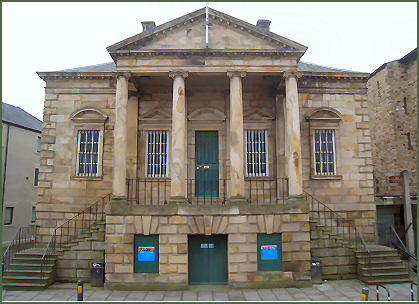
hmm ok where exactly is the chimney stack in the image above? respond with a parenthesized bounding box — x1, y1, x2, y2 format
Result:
(142, 21, 156, 32)
(256, 19, 271, 32)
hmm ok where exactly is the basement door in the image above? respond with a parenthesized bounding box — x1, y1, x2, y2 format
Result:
(188, 235, 228, 284)
(195, 131, 219, 197)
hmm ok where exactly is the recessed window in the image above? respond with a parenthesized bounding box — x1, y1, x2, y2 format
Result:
(34, 168, 39, 186)
(403, 97, 407, 114)
(245, 130, 268, 177)
(407, 132, 412, 150)
(76, 130, 100, 177)
(37, 136, 41, 152)
(32, 206, 36, 223)
(4, 207, 14, 225)
(146, 131, 168, 178)
(313, 129, 336, 175)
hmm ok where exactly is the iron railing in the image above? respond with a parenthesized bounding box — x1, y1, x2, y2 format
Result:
(376, 284, 391, 301)
(305, 191, 355, 244)
(247, 178, 288, 205)
(2, 225, 38, 272)
(127, 178, 289, 205)
(354, 226, 371, 275)
(40, 193, 111, 279)
(389, 225, 417, 279)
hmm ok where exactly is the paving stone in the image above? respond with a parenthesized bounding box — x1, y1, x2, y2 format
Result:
(144, 291, 164, 301)
(197, 292, 213, 301)
(228, 290, 245, 301)
(126, 291, 148, 301)
(213, 292, 229, 301)
(181, 292, 197, 301)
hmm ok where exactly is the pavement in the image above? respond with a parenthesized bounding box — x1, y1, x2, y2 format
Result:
(1, 280, 417, 301)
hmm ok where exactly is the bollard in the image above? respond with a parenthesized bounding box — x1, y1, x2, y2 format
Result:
(77, 280, 83, 301)
(361, 287, 369, 301)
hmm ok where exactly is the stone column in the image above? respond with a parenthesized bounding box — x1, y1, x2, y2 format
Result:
(402, 170, 415, 254)
(112, 73, 130, 200)
(227, 71, 246, 202)
(284, 72, 303, 197)
(169, 71, 188, 203)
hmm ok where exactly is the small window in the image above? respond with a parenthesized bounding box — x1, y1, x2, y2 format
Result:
(407, 132, 412, 150)
(146, 131, 168, 178)
(403, 97, 407, 114)
(4, 207, 14, 225)
(37, 136, 41, 152)
(313, 129, 336, 176)
(245, 130, 268, 177)
(34, 168, 39, 186)
(32, 206, 36, 223)
(76, 130, 100, 177)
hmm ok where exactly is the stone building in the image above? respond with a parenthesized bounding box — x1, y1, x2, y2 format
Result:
(367, 49, 417, 251)
(35, 8, 375, 288)
(2, 103, 42, 246)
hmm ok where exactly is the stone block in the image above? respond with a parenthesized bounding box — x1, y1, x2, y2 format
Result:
(239, 263, 257, 273)
(106, 235, 123, 243)
(166, 234, 187, 244)
(107, 216, 125, 224)
(229, 253, 247, 263)
(160, 264, 177, 274)
(115, 264, 133, 273)
(106, 254, 123, 264)
(290, 213, 309, 222)
(168, 255, 187, 264)
(229, 216, 247, 224)
(169, 216, 187, 224)
(229, 234, 246, 243)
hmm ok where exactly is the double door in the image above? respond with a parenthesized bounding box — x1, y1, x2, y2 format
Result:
(188, 235, 227, 284)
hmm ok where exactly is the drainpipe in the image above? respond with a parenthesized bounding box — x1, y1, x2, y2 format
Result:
(2, 123, 10, 211)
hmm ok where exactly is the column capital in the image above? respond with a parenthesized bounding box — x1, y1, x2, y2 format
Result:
(114, 72, 131, 80)
(227, 71, 246, 79)
(283, 71, 301, 80)
(169, 70, 188, 79)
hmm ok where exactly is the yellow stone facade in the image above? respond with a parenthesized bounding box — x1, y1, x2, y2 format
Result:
(36, 8, 375, 288)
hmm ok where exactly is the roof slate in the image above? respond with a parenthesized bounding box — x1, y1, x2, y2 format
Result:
(2, 103, 42, 132)
(56, 61, 362, 74)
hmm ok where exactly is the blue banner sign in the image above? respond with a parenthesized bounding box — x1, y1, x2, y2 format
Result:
(138, 246, 155, 261)
(201, 243, 208, 248)
(261, 245, 278, 260)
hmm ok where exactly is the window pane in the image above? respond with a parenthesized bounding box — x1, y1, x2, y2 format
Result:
(77, 130, 100, 177)
(245, 130, 268, 177)
(4, 207, 13, 225)
(313, 129, 336, 175)
(32, 207, 36, 223)
(146, 131, 168, 177)
(34, 168, 39, 186)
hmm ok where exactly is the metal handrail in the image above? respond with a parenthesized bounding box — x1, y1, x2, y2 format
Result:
(2, 225, 38, 272)
(305, 191, 355, 246)
(376, 284, 391, 301)
(39, 193, 111, 278)
(390, 225, 417, 261)
(355, 226, 371, 274)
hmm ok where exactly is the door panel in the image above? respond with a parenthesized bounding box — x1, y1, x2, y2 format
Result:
(195, 131, 219, 197)
(188, 235, 228, 284)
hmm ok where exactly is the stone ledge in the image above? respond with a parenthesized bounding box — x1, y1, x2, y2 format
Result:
(105, 281, 188, 291)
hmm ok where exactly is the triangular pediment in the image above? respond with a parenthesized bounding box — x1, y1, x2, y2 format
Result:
(140, 107, 171, 121)
(107, 7, 307, 56)
(244, 108, 275, 121)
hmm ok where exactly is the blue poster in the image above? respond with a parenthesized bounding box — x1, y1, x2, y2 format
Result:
(138, 246, 155, 261)
(261, 245, 278, 260)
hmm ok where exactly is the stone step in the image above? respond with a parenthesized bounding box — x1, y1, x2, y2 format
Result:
(7, 263, 55, 270)
(12, 257, 57, 265)
(358, 265, 408, 274)
(4, 269, 54, 276)
(2, 282, 49, 290)
(3, 275, 52, 283)
(358, 275, 412, 285)
(357, 259, 404, 268)
(356, 253, 401, 261)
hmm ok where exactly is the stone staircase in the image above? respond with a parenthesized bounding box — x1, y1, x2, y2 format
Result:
(356, 244, 411, 284)
(310, 215, 357, 280)
(2, 221, 106, 289)
(2, 248, 57, 290)
(56, 220, 105, 282)
(310, 212, 410, 284)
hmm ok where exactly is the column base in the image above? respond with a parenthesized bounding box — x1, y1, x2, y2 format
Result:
(167, 196, 189, 205)
(288, 194, 306, 202)
(227, 196, 248, 205)
(106, 196, 128, 214)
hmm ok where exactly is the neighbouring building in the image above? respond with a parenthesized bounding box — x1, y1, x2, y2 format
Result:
(2, 102, 42, 247)
(35, 8, 376, 288)
(367, 48, 417, 253)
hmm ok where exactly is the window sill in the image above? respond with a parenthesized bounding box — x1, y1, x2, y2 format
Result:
(311, 175, 342, 180)
(71, 175, 103, 181)
(245, 176, 274, 181)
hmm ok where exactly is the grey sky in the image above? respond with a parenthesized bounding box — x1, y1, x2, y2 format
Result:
(2, 2, 417, 120)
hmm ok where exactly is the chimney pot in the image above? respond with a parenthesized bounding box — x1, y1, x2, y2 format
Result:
(142, 21, 156, 32)
(256, 19, 271, 31)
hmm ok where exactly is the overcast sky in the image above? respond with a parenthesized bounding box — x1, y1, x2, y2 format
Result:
(2, 2, 417, 120)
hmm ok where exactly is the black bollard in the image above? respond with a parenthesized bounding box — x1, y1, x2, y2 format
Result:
(77, 280, 83, 301)
(361, 287, 369, 301)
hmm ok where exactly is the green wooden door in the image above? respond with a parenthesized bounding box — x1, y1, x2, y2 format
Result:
(134, 235, 159, 273)
(257, 233, 282, 272)
(195, 131, 219, 197)
(188, 235, 228, 284)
